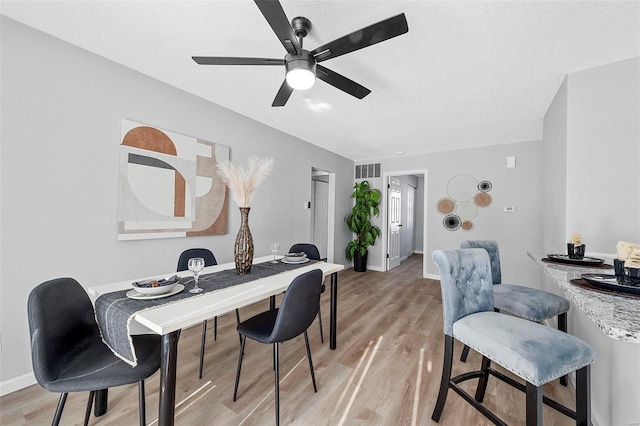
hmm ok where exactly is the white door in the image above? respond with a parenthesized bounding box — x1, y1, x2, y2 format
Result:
(406, 185, 416, 255)
(311, 180, 329, 259)
(387, 176, 401, 270)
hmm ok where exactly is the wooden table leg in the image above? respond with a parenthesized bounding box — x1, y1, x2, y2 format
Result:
(330, 272, 338, 350)
(159, 330, 181, 426)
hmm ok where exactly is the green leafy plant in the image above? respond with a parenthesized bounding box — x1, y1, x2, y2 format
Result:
(344, 180, 382, 261)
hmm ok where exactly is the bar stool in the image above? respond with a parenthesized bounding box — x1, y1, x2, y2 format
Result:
(460, 240, 570, 386)
(431, 249, 595, 426)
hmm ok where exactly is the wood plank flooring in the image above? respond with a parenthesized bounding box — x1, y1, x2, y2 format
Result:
(1, 254, 577, 425)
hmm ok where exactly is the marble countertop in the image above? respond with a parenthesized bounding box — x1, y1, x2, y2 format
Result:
(529, 253, 639, 344)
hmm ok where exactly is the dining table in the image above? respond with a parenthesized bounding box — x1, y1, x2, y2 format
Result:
(87, 255, 343, 426)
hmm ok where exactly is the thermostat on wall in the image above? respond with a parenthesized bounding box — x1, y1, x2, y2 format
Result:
(504, 206, 516, 213)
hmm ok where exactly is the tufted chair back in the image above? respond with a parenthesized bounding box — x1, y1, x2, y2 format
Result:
(460, 240, 501, 284)
(432, 249, 494, 336)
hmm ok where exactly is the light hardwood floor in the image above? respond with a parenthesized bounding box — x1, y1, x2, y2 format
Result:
(1, 254, 578, 425)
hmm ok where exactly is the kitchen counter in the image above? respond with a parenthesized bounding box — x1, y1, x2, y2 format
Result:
(528, 253, 640, 344)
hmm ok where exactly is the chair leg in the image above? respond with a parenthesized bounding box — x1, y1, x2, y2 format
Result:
(138, 381, 146, 426)
(460, 344, 470, 363)
(83, 391, 95, 426)
(303, 330, 317, 392)
(431, 335, 454, 422)
(233, 335, 246, 401)
(199, 320, 207, 379)
(558, 312, 568, 386)
(213, 316, 217, 341)
(525, 381, 543, 426)
(274, 342, 280, 426)
(576, 365, 591, 426)
(52, 393, 68, 426)
(236, 309, 242, 346)
(317, 306, 324, 343)
(474, 355, 491, 403)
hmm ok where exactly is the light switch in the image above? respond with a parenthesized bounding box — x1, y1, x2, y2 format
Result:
(504, 206, 516, 213)
(507, 156, 516, 168)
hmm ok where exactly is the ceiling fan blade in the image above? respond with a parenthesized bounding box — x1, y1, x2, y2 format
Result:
(316, 65, 371, 99)
(192, 57, 284, 66)
(254, 0, 301, 55)
(272, 80, 294, 107)
(310, 13, 408, 62)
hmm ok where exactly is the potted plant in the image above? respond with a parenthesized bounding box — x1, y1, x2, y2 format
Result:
(344, 180, 382, 272)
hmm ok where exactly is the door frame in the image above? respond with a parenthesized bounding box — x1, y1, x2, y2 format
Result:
(311, 168, 336, 263)
(380, 169, 428, 278)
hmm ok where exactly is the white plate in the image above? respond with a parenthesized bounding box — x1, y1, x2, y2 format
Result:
(281, 258, 310, 264)
(126, 284, 184, 300)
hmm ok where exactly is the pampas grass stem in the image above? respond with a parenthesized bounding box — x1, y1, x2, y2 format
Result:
(217, 156, 274, 208)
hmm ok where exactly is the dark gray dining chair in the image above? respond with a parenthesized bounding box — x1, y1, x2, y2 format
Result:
(177, 248, 241, 379)
(233, 269, 323, 426)
(459, 240, 571, 385)
(431, 249, 594, 425)
(288, 243, 326, 342)
(28, 277, 161, 426)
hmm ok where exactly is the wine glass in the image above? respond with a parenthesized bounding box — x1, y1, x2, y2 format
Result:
(188, 257, 205, 293)
(270, 242, 280, 263)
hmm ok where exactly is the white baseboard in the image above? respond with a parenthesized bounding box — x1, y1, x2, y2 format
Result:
(414, 250, 424, 254)
(0, 371, 36, 396)
(426, 273, 440, 280)
(367, 265, 384, 272)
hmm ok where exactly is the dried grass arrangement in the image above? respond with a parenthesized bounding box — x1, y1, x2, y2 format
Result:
(217, 156, 274, 207)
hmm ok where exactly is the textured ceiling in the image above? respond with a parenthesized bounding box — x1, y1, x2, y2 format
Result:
(2, 1, 638, 161)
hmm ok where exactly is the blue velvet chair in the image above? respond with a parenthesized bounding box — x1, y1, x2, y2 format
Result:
(28, 278, 161, 426)
(233, 269, 323, 426)
(177, 248, 240, 379)
(431, 249, 594, 426)
(289, 243, 326, 342)
(460, 240, 570, 385)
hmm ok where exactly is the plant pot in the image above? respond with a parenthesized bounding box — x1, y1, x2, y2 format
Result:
(353, 250, 368, 272)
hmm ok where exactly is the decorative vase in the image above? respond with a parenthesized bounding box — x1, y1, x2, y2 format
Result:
(234, 207, 254, 275)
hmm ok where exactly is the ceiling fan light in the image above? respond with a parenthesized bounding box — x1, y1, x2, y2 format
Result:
(285, 52, 316, 91)
(286, 68, 316, 90)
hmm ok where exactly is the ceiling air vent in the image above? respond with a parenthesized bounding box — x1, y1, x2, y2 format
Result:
(355, 163, 381, 179)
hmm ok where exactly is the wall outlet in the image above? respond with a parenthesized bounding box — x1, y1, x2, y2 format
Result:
(504, 206, 516, 213)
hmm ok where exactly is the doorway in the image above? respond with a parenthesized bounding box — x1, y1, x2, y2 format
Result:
(310, 168, 335, 262)
(381, 169, 428, 277)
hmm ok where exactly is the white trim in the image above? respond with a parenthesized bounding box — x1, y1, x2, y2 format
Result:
(414, 250, 424, 254)
(426, 273, 440, 280)
(367, 265, 385, 272)
(0, 371, 36, 396)
(380, 169, 429, 278)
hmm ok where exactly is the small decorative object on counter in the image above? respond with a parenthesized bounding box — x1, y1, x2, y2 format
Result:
(568, 232, 585, 259)
(624, 247, 640, 285)
(614, 241, 640, 279)
(217, 156, 274, 275)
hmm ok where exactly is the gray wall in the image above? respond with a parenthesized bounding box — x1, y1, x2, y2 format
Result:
(0, 17, 354, 390)
(361, 140, 544, 287)
(542, 57, 640, 426)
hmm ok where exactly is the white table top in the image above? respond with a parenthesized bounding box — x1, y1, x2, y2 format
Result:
(88, 255, 343, 336)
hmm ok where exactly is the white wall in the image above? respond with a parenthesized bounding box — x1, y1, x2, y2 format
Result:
(542, 57, 640, 426)
(0, 17, 354, 392)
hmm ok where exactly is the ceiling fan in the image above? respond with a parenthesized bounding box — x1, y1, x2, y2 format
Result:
(192, 0, 408, 107)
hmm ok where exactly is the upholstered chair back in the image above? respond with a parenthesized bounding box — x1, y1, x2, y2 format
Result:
(460, 240, 501, 284)
(432, 249, 494, 336)
(270, 269, 322, 343)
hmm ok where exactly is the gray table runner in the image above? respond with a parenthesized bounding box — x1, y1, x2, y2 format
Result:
(95, 260, 318, 365)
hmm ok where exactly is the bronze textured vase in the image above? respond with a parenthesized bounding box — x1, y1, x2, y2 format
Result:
(234, 207, 254, 275)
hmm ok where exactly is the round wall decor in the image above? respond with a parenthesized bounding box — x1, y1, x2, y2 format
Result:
(478, 180, 492, 192)
(443, 214, 461, 231)
(446, 174, 478, 201)
(436, 197, 456, 215)
(474, 192, 492, 207)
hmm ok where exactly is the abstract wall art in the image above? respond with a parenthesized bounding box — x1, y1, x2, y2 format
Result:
(436, 174, 493, 231)
(118, 119, 229, 240)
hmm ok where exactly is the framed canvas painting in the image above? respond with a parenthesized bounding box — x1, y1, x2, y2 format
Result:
(118, 119, 229, 240)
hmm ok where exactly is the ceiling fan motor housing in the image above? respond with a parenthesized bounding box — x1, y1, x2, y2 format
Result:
(285, 50, 316, 75)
